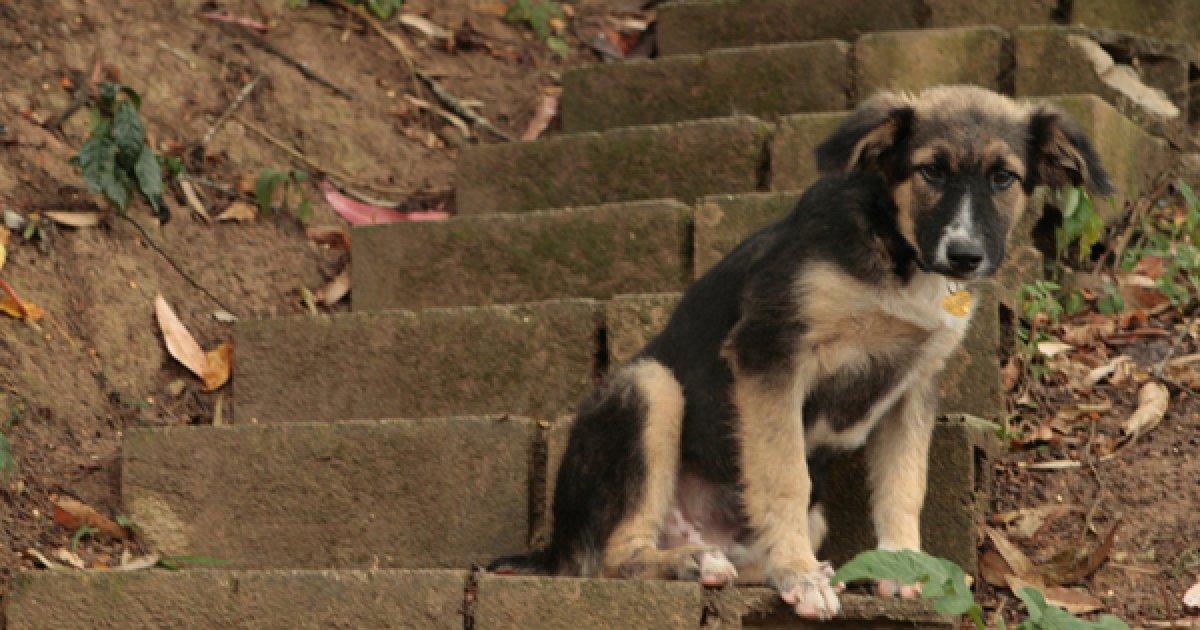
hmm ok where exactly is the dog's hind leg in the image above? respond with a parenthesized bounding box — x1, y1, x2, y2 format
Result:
(599, 359, 691, 580)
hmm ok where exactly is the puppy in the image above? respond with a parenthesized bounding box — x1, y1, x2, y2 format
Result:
(490, 86, 1112, 619)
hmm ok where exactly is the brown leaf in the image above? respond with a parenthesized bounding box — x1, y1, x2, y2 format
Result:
(1123, 381, 1169, 436)
(0, 278, 44, 323)
(216, 201, 257, 222)
(521, 92, 559, 141)
(43, 210, 106, 228)
(1117, 273, 1169, 310)
(1005, 575, 1103, 614)
(178, 178, 211, 223)
(51, 496, 128, 539)
(1083, 355, 1132, 387)
(980, 549, 1009, 587)
(315, 267, 351, 305)
(201, 341, 233, 391)
(1001, 357, 1021, 392)
(1132, 254, 1165, 279)
(986, 525, 1035, 577)
(155, 294, 207, 379)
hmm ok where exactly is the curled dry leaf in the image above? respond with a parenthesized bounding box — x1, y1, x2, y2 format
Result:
(306, 226, 351, 251)
(521, 91, 559, 141)
(1084, 355, 1132, 387)
(178, 178, 211, 222)
(201, 341, 233, 391)
(1184, 582, 1200, 609)
(217, 200, 257, 222)
(25, 548, 67, 571)
(52, 547, 86, 570)
(43, 210, 106, 228)
(155, 294, 207, 378)
(117, 553, 161, 571)
(315, 267, 351, 305)
(321, 181, 449, 225)
(985, 525, 1034, 577)
(1123, 381, 1169, 436)
(1036, 340, 1072, 358)
(51, 496, 127, 539)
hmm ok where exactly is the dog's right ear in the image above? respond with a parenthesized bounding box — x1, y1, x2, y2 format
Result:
(816, 93, 914, 174)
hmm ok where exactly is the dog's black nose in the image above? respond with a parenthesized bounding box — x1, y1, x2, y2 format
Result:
(946, 240, 984, 274)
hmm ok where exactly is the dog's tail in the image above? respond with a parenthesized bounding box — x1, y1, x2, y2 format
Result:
(486, 548, 558, 575)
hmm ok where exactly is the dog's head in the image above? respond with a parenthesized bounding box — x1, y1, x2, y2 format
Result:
(816, 85, 1113, 280)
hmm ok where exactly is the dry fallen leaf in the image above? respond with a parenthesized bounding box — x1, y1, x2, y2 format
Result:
(321, 181, 449, 225)
(979, 549, 1009, 587)
(521, 91, 559, 141)
(1083, 355, 1132, 387)
(1036, 340, 1072, 358)
(202, 341, 233, 391)
(0, 278, 45, 323)
(1123, 381, 1169, 436)
(1005, 575, 1103, 614)
(1006, 505, 1070, 539)
(155, 294, 207, 378)
(315, 267, 351, 305)
(25, 548, 67, 571)
(217, 200, 258, 222)
(1117, 273, 1170, 310)
(1001, 357, 1021, 392)
(1185, 581, 1200, 609)
(986, 526, 1034, 577)
(52, 547, 86, 569)
(398, 13, 452, 43)
(306, 226, 351, 251)
(51, 496, 128, 539)
(43, 210, 105, 228)
(179, 178, 211, 222)
(117, 553, 161, 571)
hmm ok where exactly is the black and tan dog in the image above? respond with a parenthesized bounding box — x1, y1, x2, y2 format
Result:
(490, 86, 1112, 618)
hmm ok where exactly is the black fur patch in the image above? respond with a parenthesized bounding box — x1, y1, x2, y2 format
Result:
(802, 349, 917, 433)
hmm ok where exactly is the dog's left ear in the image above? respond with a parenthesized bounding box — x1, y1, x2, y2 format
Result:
(816, 93, 914, 174)
(1027, 105, 1114, 196)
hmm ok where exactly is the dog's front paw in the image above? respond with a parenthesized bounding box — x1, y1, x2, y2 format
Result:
(876, 578, 923, 598)
(770, 561, 842, 619)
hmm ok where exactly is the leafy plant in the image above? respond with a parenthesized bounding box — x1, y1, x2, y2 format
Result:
(1053, 187, 1104, 264)
(506, 0, 570, 58)
(70, 82, 169, 223)
(288, 0, 404, 19)
(255, 168, 314, 226)
(1021, 280, 1064, 325)
(834, 550, 1127, 630)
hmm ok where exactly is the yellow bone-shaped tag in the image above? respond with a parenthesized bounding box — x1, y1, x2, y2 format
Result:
(942, 289, 973, 317)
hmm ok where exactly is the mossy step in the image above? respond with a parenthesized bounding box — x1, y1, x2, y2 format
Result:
(122, 419, 533, 570)
(351, 200, 691, 311)
(455, 116, 772, 214)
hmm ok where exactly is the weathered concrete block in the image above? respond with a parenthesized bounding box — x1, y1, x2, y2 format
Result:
(820, 416, 1000, 574)
(473, 575, 703, 629)
(770, 112, 847, 192)
(705, 588, 956, 628)
(1041, 94, 1171, 221)
(123, 418, 533, 568)
(656, 0, 924, 55)
(605, 293, 682, 365)
(536, 414, 575, 545)
(6, 569, 467, 629)
(1014, 27, 1186, 131)
(693, 192, 803, 276)
(1071, 0, 1200, 46)
(927, 0, 1058, 29)
(352, 201, 691, 311)
(938, 287, 1004, 418)
(234, 300, 600, 423)
(456, 117, 771, 214)
(562, 41, 850, 131)
(855, 27, 1009, 96)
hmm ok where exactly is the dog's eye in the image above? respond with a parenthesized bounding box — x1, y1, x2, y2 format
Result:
(918, 164, 945, 185)
(990, 170, 1017, 191)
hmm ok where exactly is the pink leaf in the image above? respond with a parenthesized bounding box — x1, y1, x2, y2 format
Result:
(320, 181, 449, 226)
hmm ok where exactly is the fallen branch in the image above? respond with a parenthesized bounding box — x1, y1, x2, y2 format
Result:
(202, 72, 265, 146)
(119, 214, 236, 316)
(222, 23, 354, 100)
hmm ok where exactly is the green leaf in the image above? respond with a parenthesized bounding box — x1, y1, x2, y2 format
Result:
(0, 431, 15, 483)
(112, 100, 146, 166)
(156, 555, 228, 571)
(70, 524, 96, 551)
(833, 550, 975, 616)
(1096, 284, 1124, 315)
(255, 168, 286, 214)
(1058, 186, 1082, 219)
(365, 0, 402, 19)
(546, 35, 570, 58)
(134, 147, 164, 199)
(1015, 586, 1129, 629)
(293, 199, 313, 226)
(75, 135, 128, 209)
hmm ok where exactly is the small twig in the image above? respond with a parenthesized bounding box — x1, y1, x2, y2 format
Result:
(241, 33, 354, 100)
(1154, 306, 1198, 379)
(1106, 180, 1170, 275)
(234, 116, 413, 195)
(202, 72, 265, 146)
(330, 0, 512, 141)
(118, 214, 236, 316)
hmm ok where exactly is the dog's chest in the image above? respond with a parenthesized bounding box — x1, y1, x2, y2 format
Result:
(800, 274, 972, 452)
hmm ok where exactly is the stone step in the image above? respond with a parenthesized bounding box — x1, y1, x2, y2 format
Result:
(5, 569, 468, 629)
(455, 116, 771, 214)
(655, 0, 1188, 55)
(351, 200, 691, 311)
(560, 41, 850, 132)
(562, 25, 1186, 133)
(233, 300, 600, 424)
(4, 570, 954, 629)
(122, 418, 534, 569)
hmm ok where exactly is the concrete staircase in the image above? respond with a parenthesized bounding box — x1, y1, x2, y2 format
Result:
(5, 1, 1188, 627)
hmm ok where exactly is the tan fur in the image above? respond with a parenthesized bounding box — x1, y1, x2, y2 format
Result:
(865, 381, 937, 552)
(602, 358, 687, 577)
(892, 179, 919, 249)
